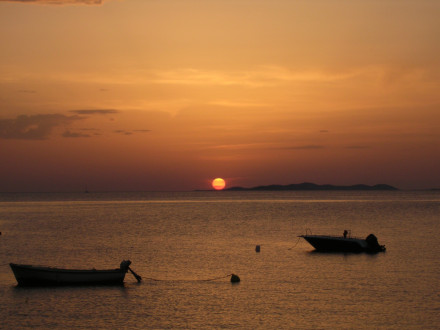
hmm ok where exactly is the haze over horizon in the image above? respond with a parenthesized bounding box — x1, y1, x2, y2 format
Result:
(1, 0, 439, 192)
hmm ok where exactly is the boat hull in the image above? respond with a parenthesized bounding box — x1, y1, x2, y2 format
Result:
(299, 235, 384, 253)
(10, 263, 127, 286)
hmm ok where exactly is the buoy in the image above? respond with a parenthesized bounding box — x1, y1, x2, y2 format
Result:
(230, 274, 240, 283)
(255, 245, 260, 252)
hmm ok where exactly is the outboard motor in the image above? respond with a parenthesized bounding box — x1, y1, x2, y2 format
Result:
(365, 234, 386, 253)
(120, 260, 132, 270)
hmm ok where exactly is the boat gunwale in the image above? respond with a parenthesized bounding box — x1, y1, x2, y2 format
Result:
(298, 234, 366, 241)
(10, 263, 124, 274)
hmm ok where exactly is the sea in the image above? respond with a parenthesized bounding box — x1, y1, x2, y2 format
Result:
(0, 190, 439, 329)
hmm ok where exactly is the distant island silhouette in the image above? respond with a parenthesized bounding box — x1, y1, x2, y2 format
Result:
(226, 182, 398, 191)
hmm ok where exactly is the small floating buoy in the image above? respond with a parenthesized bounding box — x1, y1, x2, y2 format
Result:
(230, 274, 240, 283)
(255, 245, 260, 252)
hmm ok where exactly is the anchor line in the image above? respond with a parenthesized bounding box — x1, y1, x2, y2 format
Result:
(143, 277, 165, 281)
(288, 236, 302, 250)
(201, 274, 233, 282)
(143, 274, 233, 282)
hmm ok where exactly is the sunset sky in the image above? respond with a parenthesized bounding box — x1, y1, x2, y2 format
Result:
(0, 0, 439, 192)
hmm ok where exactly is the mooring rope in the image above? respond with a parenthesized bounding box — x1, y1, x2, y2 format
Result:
(201, 274, 233, 282)
(288, 236, 302, 250)
(143, 277, 165, 281)
(143, 273, 234, 282)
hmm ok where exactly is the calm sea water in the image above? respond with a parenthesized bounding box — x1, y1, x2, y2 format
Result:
(0, 191, 439, 329)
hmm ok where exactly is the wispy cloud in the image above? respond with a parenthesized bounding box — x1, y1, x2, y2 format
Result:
(62, 130, 91, 138)
(345, 145, 371, 149)
(0, 110, 149, 140)
(17, 89, 37, 94)
(0, 0, 106, 5)
(69, 109, 118, 115)
(114, 130, 132, 136)
(0, 114, 83, 140)
(285, 145, 326, 150)
(207, 143, 264, 151)
(150, 66, 361, 88)
(114, 129, 151, 136)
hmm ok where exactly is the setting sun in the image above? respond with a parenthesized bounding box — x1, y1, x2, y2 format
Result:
(212, 178, 226, 190)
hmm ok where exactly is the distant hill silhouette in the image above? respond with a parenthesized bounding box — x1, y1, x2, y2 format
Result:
(226, 182, 398, 191)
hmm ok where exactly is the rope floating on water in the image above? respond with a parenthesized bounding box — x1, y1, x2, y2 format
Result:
(143, 273, 240, 283)
(288, 237, 302, 250)
(201, 274, 233, 282)
(143, 277, 164, 282)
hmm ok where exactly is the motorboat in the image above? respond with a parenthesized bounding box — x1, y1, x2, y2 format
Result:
(299, 231, 386, 253)
(9, 260, 141, 286)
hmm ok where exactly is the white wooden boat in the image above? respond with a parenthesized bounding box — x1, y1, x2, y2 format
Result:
(299, 232, 386, 253)
(9, 260, 140, 286)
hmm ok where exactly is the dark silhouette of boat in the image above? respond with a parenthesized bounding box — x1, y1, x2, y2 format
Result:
(299, 231, 386, 253)
(9, 260, 141, 286)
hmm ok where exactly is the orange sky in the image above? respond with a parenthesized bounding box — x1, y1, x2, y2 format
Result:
(0, 0, 439, 191)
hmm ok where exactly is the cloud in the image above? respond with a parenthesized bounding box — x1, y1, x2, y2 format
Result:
(17, 90, 37, 94)
(0, 110, 150, 140)
(206, 143, 270, 151)
(62, 130, 91, 138)
(345, 145, 371, 149)
(149, 66, 361, 88)
(0, 0, 105, 5)
(0, 114, 82, 140)
(285, 145, 326, 150)
(114, 129, 151, 136)
(69, 109, 119, 115)
(114, 130, 132, 136)
(78, 128, 102, 136)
